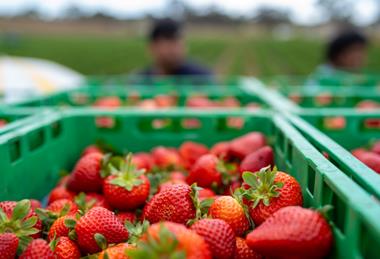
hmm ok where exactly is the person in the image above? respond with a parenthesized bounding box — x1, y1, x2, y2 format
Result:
(314, 30, 369, 76)
(136, 18, 213, 82)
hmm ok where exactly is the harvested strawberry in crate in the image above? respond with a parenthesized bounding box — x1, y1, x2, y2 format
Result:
(0, 110, 379, 258)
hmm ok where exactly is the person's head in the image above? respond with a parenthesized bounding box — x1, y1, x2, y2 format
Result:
(326, 30, 368, 71)
(148, 19, 186, 73)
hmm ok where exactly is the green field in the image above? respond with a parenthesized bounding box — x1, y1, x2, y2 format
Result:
(1, 34, 380, 77)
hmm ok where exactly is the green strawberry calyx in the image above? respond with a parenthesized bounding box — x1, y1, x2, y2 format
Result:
(126, 223, 186, 259)
(188, 184, 213, 226)
(241, 166, 284, 208)
(108, 153, 146, 191)
(125, 220, 150, 244)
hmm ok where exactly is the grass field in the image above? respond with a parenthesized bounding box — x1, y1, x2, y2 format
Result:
(1, 34, 380, 77)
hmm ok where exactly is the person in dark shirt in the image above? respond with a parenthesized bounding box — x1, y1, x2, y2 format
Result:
(138, 19, 213, 79)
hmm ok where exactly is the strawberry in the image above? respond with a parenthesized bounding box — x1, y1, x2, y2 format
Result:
(210, 141, 230, 160)
(186, 154, 222, 188)
(116, 212, 136, 225)
(67, 152, 104, 193)
(98, 243, 133, 259)
(19, 238, 55, 259)
(152, 146, 182, 169)
(103, 156, 150, 211)
(46, 199, 78, 216)
(0, 233, 18, 259)
(239, 146, 274, 176)
(246, 206, 333, 259)
(186, 95, 216, 108)
(47, 186, 75, 204)
(209, 196, 250, 236)
(198, 188, 216, 201)
(82, 192, 112, 210)
(353, 150, 380, 174)
(190, 218, 236, 259)
(143, 184, 196, 225)
(48, 215, 76, 241)
(371, 140, 380, 155)
(0, 200, 42, 239)
(130, 221, 211, 259)
(0, 118, 7, 128)
(356, 100, 380, 110)
(82, 145, 103, 157)
(158, 179, 187, 193)
(229, 132, 266, 160)
(222, 96, 241, 107)
(154, 94, 177, 108)
(75, 206, 129, 254)
(53, 236, 81, 259)
(179, 141, 209, 169)
(234, 237, 263, 259)
(29, 199, 42, 210)
(241, 167, 303, 225)
(93, 96, 122, 108)
(132, 152, 154, 172)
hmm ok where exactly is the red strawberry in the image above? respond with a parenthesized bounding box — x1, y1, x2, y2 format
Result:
(209, 196, 250, 236)
(353, 150, 380, 174)
(234, 237, 263, 259)
(158, 179, 187, 193)
(152, 146, 182, 169)
(103, 156, 150, 211)
(82, 145, 103, 157)
(198, 188, 216, 200)
(246, 206, 333, 259)
(0, 200, 42, 239)
(19, 239, 55, 259)
(67, 152, 104, 192)
(132, 152, 154, 172)
(371, 140, 380, 155)
(169, 171, 186, 181)
(133, 221, 211, 259)
(190, 218, 236, 259)
(242, 167, 303, 225)
(186, 154, 222, 188)
(46, 199, 78, 216)
(179, 141, 209, 169)
(222, 96, 241, 107)
(30, 199, 42, 210)
(116, 212, 136, 225)
(98, 242, 133, 259)
(229, 132, 266, 160)
(210, 141, 230, 160)
(239, 146, 274, 176)
(356, 100, 380, 110)
(48, 186, 75, 204)
(83, 193, 112, 210)
(154, 94, 177, 108)
(48, 215, 76, 241)
(0, 233, 18, 259)
(143, 184, 196, 225)
(53, 236, 81, 259)
(0, 119, 7, 128)
(75, 207, 129, 254)
(93, 96, 122, 108)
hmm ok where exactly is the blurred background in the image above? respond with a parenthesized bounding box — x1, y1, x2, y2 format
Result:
(0, 0, 379, 77)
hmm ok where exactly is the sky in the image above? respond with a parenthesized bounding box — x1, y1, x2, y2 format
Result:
(0, 0, 378, 26)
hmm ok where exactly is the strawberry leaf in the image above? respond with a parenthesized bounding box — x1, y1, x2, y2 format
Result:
(94, 233, 108, 250)
(64, 218, 77, 228)
(11, 200, 31, 221)
(21, 216, 37, 229)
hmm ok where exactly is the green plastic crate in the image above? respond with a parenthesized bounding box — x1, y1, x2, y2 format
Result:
(0, 109, 379, 259)
(286, 109, 380, 200)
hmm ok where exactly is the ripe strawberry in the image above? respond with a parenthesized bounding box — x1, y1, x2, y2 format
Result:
(131, 221, 211, 259)
(82, 192, 112, 210)
(222, 96, 241, 107)
(53, 236, 81, 259)
(82, 145, 103, 157)
(209, 196, 250, 236)
(98, 243, 133, 259)
(0, 233, 18, 259)
(234, 237, 263, 259)
(48, 215, 76, 241)
(186, 154, 222, 188)
(371, 140, 380, 155)
(143, 184, 196, 225)
(152, 146, 182, 169)
(190, 218, 236, 259)
(246, 206, 333, 259)
(19, 239, 55, 259)
(0, 118, 7, 128)
(0, 200, 41, 239)
(158, 179, 187, 193)
(186, 95, 216, 108)
(75, 207, 129, 254)
(356, 100, 380, 110)
(179, 141, 209, 169)
(93, 96, 122, 108)
(132, 152, 154, 172)
(116, 212, 136, 225)
(239, 146, 274, 176)
(229, 132, 266, 160)
(154, 94, 177, 108)
(242, 167, 303, 225)
(210, 141, 230, 160)
(353, 150, 380, 174)
(46, 199, 78, 216)
(103, 156, 150, 211)
(48, 186, 75, 204)
(198, 188, 216, 200)
(30, 199, 42, 210)
(67, 152, 104, 192)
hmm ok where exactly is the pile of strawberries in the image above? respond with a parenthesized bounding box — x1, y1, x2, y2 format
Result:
(352, 140, 380, 174)
(92, 95, 260, 110)
(0, 132, 333, 259)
